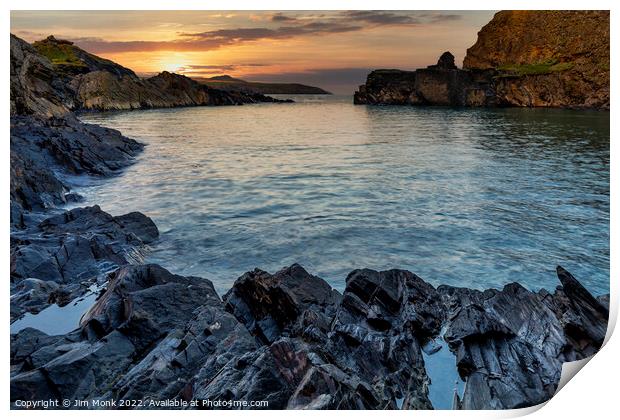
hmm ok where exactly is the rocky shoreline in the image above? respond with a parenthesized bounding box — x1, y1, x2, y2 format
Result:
(10, 252, 610, 409)
(9, 29, 610, 409)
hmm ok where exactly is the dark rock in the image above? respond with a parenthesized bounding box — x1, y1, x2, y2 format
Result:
(432, 52, 457, 70)
(10, 265, 220, 405)
(10, 115, 143, 213)
(10, 278, 61, 320)
(353, 55, 495, 107)
(114, 301, 256, 402)
(437, 266, 608, 409)
(9, 263, 608, 410)
(223, 263, 341, 344)
(80, 265, 214, 351)
(10, 206, 158, 320)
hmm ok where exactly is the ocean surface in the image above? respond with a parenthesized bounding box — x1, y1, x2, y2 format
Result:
(78, 95, 610, 296)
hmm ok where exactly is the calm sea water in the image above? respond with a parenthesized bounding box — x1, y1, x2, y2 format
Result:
(78, 95, 609, 296)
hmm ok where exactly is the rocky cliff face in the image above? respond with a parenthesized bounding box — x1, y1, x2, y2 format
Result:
(14, 34, 286, 113)
(464, 11, 609, 109)
(354, 11, 609, 110)
(10, 35, 70, 117)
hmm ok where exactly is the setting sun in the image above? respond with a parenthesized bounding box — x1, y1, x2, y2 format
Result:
(158, 53, 190, 72)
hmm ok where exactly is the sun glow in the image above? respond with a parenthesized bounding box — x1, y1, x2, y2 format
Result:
(157, 52, 195, 73)
(161, 61, 184, 72)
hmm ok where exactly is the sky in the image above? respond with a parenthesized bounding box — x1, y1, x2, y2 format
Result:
(11, 10, 495, 94)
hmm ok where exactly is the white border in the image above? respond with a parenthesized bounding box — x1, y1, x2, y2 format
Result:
(3, 1, 617, 419)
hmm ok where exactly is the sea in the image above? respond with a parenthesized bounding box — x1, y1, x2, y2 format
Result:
(76, 95, 610, 297)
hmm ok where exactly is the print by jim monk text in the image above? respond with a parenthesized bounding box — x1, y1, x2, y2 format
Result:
(13, 398, 270, 409)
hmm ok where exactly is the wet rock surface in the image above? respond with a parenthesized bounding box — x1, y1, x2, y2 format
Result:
(10, 262, 608, 410)
(439, 266, 609, 409)
(11, 115, 143, 215)
(10, 206, 159, 321)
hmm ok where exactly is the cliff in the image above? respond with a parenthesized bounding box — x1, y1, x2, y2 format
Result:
(16, 34, 287, 113)
(10, 35, 70, 117)
(354, 11, 609, 109)
(464, 11, 609, 109)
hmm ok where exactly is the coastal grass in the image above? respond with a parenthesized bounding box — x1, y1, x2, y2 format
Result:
(496, 58, 574, 77)
(32, 40, 88, 69)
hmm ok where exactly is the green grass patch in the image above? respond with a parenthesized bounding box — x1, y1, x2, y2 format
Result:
(32, 41, 88, 69)
(496, 58, 574, 77)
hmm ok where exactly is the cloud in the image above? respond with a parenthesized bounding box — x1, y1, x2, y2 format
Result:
(342, 11, 422, 25)
(420, 12, 463, 23)
(68, 11, 463, 54)
(179, 21, 363, 43)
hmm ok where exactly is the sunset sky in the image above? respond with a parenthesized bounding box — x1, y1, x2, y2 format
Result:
(11, 10, 495, 93)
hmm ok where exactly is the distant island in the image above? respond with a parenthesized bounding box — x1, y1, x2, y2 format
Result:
(196, 75, 331, 95)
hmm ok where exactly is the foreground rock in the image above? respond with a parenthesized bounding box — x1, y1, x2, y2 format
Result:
(440, 266, 609, 409)
(10, 263, 608, 410)
(10, 206, 158, 321)
(354, 11, 609, 109)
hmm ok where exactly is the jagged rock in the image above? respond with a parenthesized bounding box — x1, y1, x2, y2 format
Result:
(10, 265, 220, 405)
(9, 263, 608, 410)
(437, 265, 609, 409)
(10, 115, 143, 214)
(114, 299, 256, 403)
(10, 279, 61, 320)
(80, 265, 211, 349)
(10, 206, 158, 320)
(223, 263, 341, 344)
